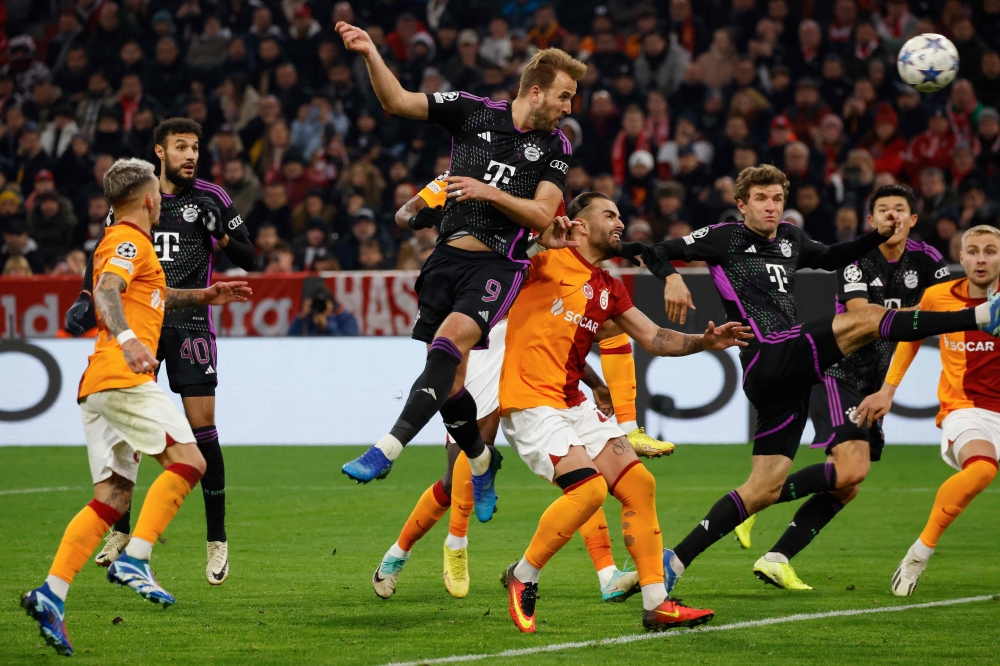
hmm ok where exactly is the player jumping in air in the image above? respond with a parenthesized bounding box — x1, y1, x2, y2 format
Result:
(852, 225, 1000, 596)
(500, 192, 752, 633)
(733, 184, 953, 589)
(336, 20, 584, 523)
(374, 181, 680, 600)
(66, 119, 256, 585)
(617, 165, 1000, 595)
(21, 159, 252, 656)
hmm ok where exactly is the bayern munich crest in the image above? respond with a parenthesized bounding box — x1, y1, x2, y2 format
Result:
(524, 144, 541, 161)
(779, 239, 792, 257)
(904, 270, 919, 288)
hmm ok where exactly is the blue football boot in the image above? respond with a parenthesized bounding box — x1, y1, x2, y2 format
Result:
(342, 446, 394, 483)
(107, 553, 175, 606)
(21, 583, 73, 656)
(471, 446, 502, 522)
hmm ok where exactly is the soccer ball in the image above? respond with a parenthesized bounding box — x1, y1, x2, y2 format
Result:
(897, 34, 959, 93)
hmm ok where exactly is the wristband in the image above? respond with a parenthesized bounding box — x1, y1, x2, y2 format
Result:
(116, 329, 137, 345)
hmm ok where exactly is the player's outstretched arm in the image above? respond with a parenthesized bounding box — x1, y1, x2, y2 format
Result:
(613, 307, 753, 357)
(663, 273, 695, 324)
(94, 272, 159, 374)
(798, 213, 902, 271)
(165, 282, 252, 309)
(445, 178, 565, 233)
(395, 194, 442, 231)
(336, 22, 428, 120)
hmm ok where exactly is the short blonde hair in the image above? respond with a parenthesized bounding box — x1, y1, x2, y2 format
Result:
(962, 224, 1000, 246)
(103, 158, 157, 206)
(518, 48, 586, 96)
(734, 164, 790, 206)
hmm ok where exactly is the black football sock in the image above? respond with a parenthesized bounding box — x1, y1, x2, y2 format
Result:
(389, 338, 463, 445)
(879, 308, 978, 342)
(438, 387, 486, 459)
(776, 462, 837, 504)
(673, 490, 749, 568)
(771, 492, 844, 559)
(194, 426, 227, 543)
(113, 506, 131, 534)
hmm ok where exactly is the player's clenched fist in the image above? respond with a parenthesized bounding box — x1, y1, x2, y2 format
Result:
(336, 22, 373, 56)
(122, 338, 159, 375)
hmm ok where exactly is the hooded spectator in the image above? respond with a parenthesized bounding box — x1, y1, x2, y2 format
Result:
(2, 35, 52, 95)
(27, 191, 77, 266)
(1, 215, 46, 275)
(622, 150, 657, 213)
(859, 103, 908, 178)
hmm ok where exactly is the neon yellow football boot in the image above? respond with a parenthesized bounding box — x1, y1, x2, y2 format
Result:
(627, 427, 675, 457)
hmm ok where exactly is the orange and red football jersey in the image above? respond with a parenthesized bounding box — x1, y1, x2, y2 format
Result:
(886, 278, 1000, 425)
(500, 248, 632, 413)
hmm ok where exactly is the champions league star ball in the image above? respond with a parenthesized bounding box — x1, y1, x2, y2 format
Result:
(897, 33, 959, 93)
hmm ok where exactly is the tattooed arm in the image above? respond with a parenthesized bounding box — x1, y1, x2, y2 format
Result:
(612, 307, 754, 357)
(165, 281, 253, 310)
(94, 272, 160, 373)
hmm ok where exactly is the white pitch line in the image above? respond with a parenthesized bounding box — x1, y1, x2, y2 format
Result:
(0, 485, 84, 496)
(384, 594, 997, 666)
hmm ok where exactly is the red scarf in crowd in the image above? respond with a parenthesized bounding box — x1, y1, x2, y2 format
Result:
(611, 130, 650, 185)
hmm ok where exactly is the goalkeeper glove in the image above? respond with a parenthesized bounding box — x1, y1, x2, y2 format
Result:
(408, 206, 443, 230)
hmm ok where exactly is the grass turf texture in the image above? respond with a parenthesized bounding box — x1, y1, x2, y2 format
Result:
(1, 445, 998, 664)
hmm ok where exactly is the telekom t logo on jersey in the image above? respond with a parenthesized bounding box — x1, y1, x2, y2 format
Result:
(766, 263, 789, 292)
(154, 232, 180, 262)
(483, 160, 516, 188)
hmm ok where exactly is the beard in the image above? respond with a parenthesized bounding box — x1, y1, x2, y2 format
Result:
(164, 158, 196, 188)
(529, 106, 559, 131)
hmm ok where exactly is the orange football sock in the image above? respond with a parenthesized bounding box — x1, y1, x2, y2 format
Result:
(525, 474, 607, 569)
(919, 456, 997, 549)
(579, 506, 616, 572)
(132, 464, 202, 546)
(600, 333, 637, 426)
(48, 500, 122, 584)
(610, 462, 663, 587)
(449, 452, 473, 538)
(398, 479, 451, 551)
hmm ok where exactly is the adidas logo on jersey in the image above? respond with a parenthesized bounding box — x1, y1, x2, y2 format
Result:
(745, 245, 757, 253)
(478, 131, 492, 142)
(479, 311, 489, 321)
(420, 388, 437, 400)
(870, 277, 884, 287)
(444, 421, 467, 429)
(700, 520, 710, 530)
(205, 366, 215, 375)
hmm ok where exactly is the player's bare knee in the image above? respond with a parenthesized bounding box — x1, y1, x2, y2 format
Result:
(836, 461, 870, 487)
(97, 474, 135, 513)
(831, 483, 860, 504)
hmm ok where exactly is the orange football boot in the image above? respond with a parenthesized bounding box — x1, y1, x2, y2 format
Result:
(642, 599, 714, 631)
(504, 563, 537, 633)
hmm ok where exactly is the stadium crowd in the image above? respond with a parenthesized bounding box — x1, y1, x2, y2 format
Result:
(1, 0, 1000, 279)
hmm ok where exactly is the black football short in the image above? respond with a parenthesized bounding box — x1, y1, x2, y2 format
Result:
(412, 244, 526, 349)
(809, 376, 885, 462)
(157, 327, 218, 397)
(741, 316, 844, 459)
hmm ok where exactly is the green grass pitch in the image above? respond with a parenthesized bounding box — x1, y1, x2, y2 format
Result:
(1, 444, 998, 664)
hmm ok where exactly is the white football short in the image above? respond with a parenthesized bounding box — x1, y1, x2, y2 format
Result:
(81, 382, 195, 484)
(939, 408, 1000, 471)
(501, 399, 625, 482)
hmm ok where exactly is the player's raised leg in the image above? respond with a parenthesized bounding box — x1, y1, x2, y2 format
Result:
(893, 438, 998, 596)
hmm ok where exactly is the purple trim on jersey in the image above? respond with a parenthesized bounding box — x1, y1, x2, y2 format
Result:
(507, 227, 525, 261)
(824, 376, 843, 427)
(879, 309, 898, 339)
(430, 336, 463, 362)
(195, 427, 218, 441)
(195, 179, 233, 207)
(905, 237, 944, 262)
(835, 300, 847, 314)
(551, 128, 571, 154)
(727, 491, 748, 522)
(805, 333, 823, 381)
(206, 252, 215, 336)
(755, 413, 796, 440)
(490, 268, 523, 329)
(443, 386, 468, 406)
(760, 325, 803, 344)
(824, 461, 835, 486)
(742, 350, 760, 386)
(210, 335, 217, 370)
(708, 264, 762, 339)
(458, 92, 507, 110)
(162, 192, 176, 198)
(811, 433, 835, 449)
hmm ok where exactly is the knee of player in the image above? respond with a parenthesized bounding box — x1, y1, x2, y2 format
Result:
(612, 462, 655, 501)
(558, 470, 607, 508)
(836, 459, 870, 487)
(964, 457, 999, 485)
(579, 475, 609, 508)
(182, 444, 208, 475)
(833, 483, 861, 504)
(859, 304, 888, 326)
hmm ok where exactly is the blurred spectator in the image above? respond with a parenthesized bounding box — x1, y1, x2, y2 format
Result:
(695, 29, 738, 90)
(3, 255, 33, 276)
(951, 143, 978, 188)
(24, 169, 63, 210)
(1, 208, 45, 274)
(622, 150, 657, 214)
(975, 107, 1000, 180)
(23, 78, 61, 128)
(948, 80, 983, 145)
(50, 248, 88, 276)
(657, 113, 713, 179)
(27, 192, 77, 267)
(930, 210, 960, 257)
(820, 55, 853, 117)
(187, 16, 232, 70)
(976, 52, 1000, 110)
(814, 114, 848, 181)
(92, 109, 129, 158)
(267, 150, 328, 209)
(673, 144, 713, 210)
(249, 183, 294, 241)
(15, 125, 52, 197)
(76, 70, 116, 139)
(833, 207, 860, 243)
(611, 105, 650, 185)
(293, 218, 341, 271)
(874, 0, 918, 57)
(357, 237, 388, 270)
(784, 78, 831, 140)
(73, 154, 114, 224)
(222, 158, 263, 220)
(219, 73, 262, 132)
(481, 17, 513, 67)
(625, 218, 654, 244)
(265, 240, 295, 273)
(894, 84, 928, 141)
(144, 37, 193, 104)
(952, 18, 988, 82)
(648, 182, 689, 241)
(397, 225, 437, 270)
(959, 178, 1000, 228)
(797, 182, 835, 244)
(287, 287, 359, 336)
(48, 12, 86, 73)
(254, 222, 280, 271)
(859, 103, 907, 178)
(905, 106, 957, 186)
(78, 193, 110, 253)
(790, 20, 824, 82)
(337, 208, 393, 270)
(55, 134, 96, 197)
(915, 167, 959, 239)
(669, 0, 710, 56)
(40, 105, 80, 159)
(2, 36, 50, 95)
(527, 4, 567, 50)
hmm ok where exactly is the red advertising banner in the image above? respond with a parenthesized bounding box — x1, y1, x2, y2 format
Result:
(0, 270, 634, 338)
